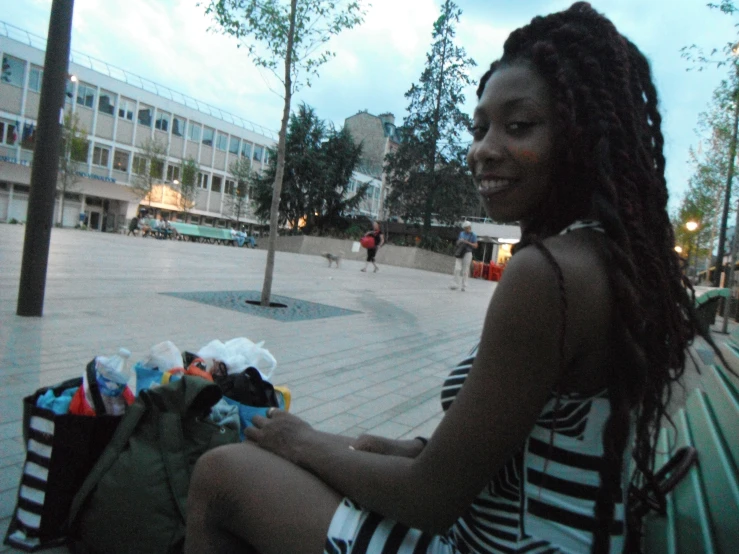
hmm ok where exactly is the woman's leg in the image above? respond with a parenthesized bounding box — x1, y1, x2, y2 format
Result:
(186, 442, 343, 554)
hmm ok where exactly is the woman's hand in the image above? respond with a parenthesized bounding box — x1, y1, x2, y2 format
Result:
(351, 434, 425, 458)
(246, 410, 316, 465)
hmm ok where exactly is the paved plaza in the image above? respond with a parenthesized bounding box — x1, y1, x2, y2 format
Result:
(0, 224, 496, 552)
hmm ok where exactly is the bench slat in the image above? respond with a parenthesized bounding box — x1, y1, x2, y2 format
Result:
(643, 429, 677, 554)
(671, 408, 717, 553)
(685, 391, 739, 552)
(706, 364, 739, 468)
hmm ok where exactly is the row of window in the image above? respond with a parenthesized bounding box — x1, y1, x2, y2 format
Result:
(3, 53, 270, 163)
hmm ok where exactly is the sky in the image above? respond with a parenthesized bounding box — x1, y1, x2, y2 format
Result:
(3, 0, 737, 213)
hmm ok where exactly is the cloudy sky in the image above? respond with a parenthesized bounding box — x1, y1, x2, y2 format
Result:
(3, 0, 737, 212)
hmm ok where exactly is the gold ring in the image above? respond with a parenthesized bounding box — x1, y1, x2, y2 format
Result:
(267, 407, 277, 418)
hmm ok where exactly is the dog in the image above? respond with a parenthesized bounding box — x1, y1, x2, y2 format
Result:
(321, 251, 344, 268)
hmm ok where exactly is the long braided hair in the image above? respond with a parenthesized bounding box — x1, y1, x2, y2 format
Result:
(476, 3, 706, 552)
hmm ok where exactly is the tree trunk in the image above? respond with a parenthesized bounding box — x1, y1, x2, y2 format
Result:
(261, 0, 297, 306)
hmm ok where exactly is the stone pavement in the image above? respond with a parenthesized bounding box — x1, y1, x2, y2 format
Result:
(0, 225, 496, 552)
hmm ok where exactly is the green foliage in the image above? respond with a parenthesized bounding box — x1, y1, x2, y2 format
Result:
(227, 156, 254, 223)
(674, 75, 738, 268)
(682, 1, 738, 71)
(179, 156, 199, 213)
(131, 137, 168, 201)
(384, 0, 477, 233)
(9, 218, 19, 224)
(251, 103, 366, 233)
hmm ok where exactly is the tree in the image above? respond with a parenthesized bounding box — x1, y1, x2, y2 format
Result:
(310, 124, 367, 232)
(57, 112, 87, 225)
(202, 0, 365, 306)
(227, 156, 254, 224)
(251, 103, 367, 232)
(178, 156, 199, 214)
(131, 137, 168, 204)
(384, 0, 477, 234)
(682, 1, 739, 286)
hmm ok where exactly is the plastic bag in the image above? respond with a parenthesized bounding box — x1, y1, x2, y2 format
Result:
(197, 338, 277, 380)
(141, 341, 184, 372)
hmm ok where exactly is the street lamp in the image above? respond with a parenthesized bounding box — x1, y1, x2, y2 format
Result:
(686, 220, 699, 281)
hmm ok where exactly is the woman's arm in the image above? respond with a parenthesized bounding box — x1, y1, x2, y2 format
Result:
(247, 246, 584, 532)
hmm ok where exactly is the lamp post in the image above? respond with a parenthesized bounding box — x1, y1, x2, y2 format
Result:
(686, 220, 699, 281)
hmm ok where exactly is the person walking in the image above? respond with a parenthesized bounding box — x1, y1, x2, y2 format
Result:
(127, 215, 139, 237)
(361, 221, 384, 273)
(450, 221, 478, 291)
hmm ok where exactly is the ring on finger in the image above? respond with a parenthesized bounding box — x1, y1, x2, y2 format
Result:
(267, 407, 277, 418)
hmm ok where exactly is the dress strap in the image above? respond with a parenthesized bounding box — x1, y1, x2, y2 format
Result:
(559, 219, 605, 235)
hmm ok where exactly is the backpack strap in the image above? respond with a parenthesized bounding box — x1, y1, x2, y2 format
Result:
(158, 411, 189, 523)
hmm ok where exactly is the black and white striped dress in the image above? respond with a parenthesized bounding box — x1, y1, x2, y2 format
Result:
(325, 349, 628, 554)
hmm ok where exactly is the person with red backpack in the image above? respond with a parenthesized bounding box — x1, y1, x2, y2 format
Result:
(360, 221, 384, 273)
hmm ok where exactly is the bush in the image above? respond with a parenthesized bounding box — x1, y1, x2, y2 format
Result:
(418, 234, 454, 255)
(9, 218, 18, 224)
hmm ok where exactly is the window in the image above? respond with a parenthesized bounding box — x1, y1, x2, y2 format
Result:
(92, 145, 110, 167)
(263, 149, 270, 165)
(151, 159, 164, 179)
(71, 139, 89, 162)
(0, 120, 18, 145)
(166, 164, 180, 182)
(98, 90, 116, 115)
(172, 116, 186, 137)
(138, 105, 153, 127)
(188, 123, 201, 142)
(197, 172, 209, 189)
(118, 97, 134, 120)
(113, 149, 130, 172)
(225, 179, 236, 195)
(29, 66, 43, 92)
(252, 144, 264, 163)
(229, 137, 240, 155)
(216, 132, 228, 151)
(202, 127, 214, 147)
(155, 111, 170, 132)
(1, 55, 25, 87)
(76, 83, 96, 108)
(211, 175, 222, 193)
(241, 141, 252, 158)
(132, 155, 147, 175)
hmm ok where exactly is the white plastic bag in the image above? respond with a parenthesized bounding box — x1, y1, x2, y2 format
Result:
(197, 337, 277, 380)
(142, 341, 184, 371)
(223, 338, 277, 379)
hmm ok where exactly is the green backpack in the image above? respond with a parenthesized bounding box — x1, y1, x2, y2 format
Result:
(68, 376, 240, 554)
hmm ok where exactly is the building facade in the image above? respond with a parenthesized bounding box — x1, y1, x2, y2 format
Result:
(0, 23, 281, 232)
(344, 110, 400, 221)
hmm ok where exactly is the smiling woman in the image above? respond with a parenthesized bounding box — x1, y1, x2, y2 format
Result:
(183, 4, 724, 554)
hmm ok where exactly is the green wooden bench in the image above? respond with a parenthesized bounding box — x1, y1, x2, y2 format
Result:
(694, 288, 731, 332)
(641, 361, 739, 552)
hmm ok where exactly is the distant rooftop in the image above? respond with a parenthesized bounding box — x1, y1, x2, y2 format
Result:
(0, 20, 278, 141)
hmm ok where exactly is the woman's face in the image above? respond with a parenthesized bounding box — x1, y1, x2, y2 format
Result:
(372, 222, 379, 232)
(467, 63, 556, 226)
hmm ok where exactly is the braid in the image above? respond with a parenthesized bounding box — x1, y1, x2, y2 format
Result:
(475, 3, 722, 551)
